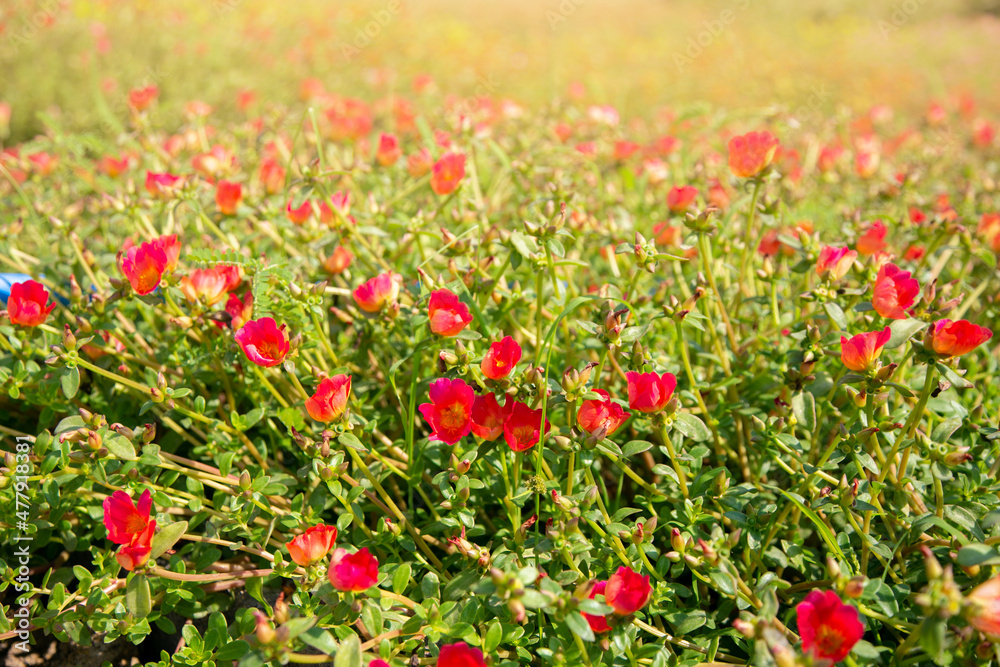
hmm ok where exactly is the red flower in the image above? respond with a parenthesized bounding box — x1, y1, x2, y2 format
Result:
(605, 566, 652, 615)
(582, 581, 612, 633)
(872, 263, 919, 320)
(856, 220, 887, 257)
(180, 266, 241, 307)
(470, 393, 508, 441)
(128, 85, 159, 112)
(437, 642, 486, 667)
(6, 280, 56, 327)
(305, 375, 351, 423)
(428, 289, 473, 337)
(323, 246, 354, 274)
(613, 140, 641, 161)
(503, 401, 549, 452)
(666, 185, 698, 213)
(578, 390, 630, 437)
(928, 319, 993, 358)
(966, 576, 1000, 637)
(481, 336, 522, 379)
(102, 489, 157, 571)
(353, 273, 400, 313)
(145, 171, 183, 198)
(430, 152, 466, 195)
(286, 199, 313, 225)
(419, 378, 475, 445)
(286, 525, 338, 567)
(327, 547, 379, 591)
(840, 327, 891, 372)
(816, 246, 857, 281)
(727, 131, 779, 178)
(226, 292, 253, 330)
(625, 371, 676, 414)
(120, 241, 168, 295)
(215, 180, 243, 216)
(258, 158, 286, 194)
(26, 152, 56, 176)
(376, 132, 402, 166)
(234, 317, 290, 367)
(796, 590, 864, 662)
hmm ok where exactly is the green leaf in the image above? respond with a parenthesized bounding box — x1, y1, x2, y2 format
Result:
(957, 543, 1000, 567)
(509, 231, 538, 258)
(823, 302, 848, 332)
(277, 406, 306, 431)
(622, 440, 653, 458)
(886, 318, 928, 349)
(300, 627, 339, 655)
(126, 575, 151, 619)
(563, 610, 595, 642)
(104, 434, 137, 461)
(339, 432, 367, 452)
(392, 564, 411, 594)
(215, 640, 250, 661)
(672, 412, 711, 442)
(149, 520, 189, 561)
(791, 392, 816, 432)
(483, 621, 502, 653)
(779, 490, 850, 570)
(61, 366, 80, 399)
(333, 633, 361, 667)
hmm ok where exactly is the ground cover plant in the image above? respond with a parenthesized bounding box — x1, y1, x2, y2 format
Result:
(4, 3, 1000, 667)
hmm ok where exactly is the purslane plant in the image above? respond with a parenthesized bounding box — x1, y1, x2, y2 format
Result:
(1, 82, 1000, 667)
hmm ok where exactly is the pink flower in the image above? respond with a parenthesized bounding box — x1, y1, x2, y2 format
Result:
(234, 317, 290, 367)
(872, 263, 919, 320)
(428, 289, 473, 337)
(419, 378, 475, 445)
(327, 547, 379, 592)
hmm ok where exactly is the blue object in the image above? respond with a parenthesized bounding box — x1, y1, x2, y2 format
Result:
(0, 273, 33, 306)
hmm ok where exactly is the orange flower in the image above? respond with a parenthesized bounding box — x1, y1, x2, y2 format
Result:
(816, 246, 857, 281)
(120, 241, 168, 295)
(128, 85, 159, 112)
(323, 246, 353, 274)
(928, 319, 993, 358)
(305, 375, 351, 423)
(179, 266, 241, 306)
(666, 185, 698, 214)
(407, 148, 433, 178)
(967, 576, 1000, 637)
(840, 327, 891, 372)
(431, 152, 466, 195)
(856, 220, 887, 256)
(353, 273, 400, 313)
(481, 336, 522, 380)
(376, 133, 401, 166)
(577, 390, 630, 437)
(286, 525, 338, 567)
(215, 180, 243, 216)
(872, 263, 919, 320)
(727, 131, 779, 178)
(286, 199, 313, 225)
(258, 158, 286, 195)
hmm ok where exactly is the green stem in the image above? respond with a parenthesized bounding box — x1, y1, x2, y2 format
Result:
(659, 425, 689, 498)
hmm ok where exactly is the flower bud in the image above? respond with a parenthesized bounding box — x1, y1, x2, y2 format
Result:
(239, 470, 252, 490)
(253, 610, 275, 645)
(273, 594, 290, 625)
(844, 577, 865, 599)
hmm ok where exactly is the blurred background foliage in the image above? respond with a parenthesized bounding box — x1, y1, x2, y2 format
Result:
(1, 0, 999, 141)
